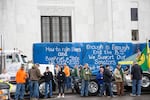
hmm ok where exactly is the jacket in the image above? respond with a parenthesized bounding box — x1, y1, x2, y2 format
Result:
(71, 67, 79, 77)
(114, 68, 124, 82)
(96, 71, 103, 84)
(16, 69, 27, 84)
(43, 71, 53, 82)
(103, 69, 112, 83)
(29, 66, 42, 81)
(83, 68, 91, 81)
(57, 71, 66, 83)
(131, 64, 143, 80)
(64, 66, 70, 77)
(79, 68, 84, 79)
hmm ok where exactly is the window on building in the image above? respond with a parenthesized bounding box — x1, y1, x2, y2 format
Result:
(131, 30, 139, 41)
(41, 16, 72, 42)
(131, 8, 138, 21)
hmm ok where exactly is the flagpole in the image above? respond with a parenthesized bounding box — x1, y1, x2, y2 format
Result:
(0, 34, 2, 74)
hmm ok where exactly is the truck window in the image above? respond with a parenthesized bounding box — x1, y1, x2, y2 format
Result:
(15, 54, 20, 62)
(21, 55, 27, 63)
(6, 54, 20, 63)
(6, 55, 13, 63)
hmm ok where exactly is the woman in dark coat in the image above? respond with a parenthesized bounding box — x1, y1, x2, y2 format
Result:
(57, 67, 66, 98)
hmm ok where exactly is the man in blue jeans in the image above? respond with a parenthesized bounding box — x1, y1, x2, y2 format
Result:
(130, 61, 143, 97)
(28, 64, 42, 100)
(80, 63, 91, 97)
(30, 81, 39, 98)
(15, 65, 27, 100)
(43, 66, 53, 98)
(96, 66, 104, 96)
(102, 65, 115, 97)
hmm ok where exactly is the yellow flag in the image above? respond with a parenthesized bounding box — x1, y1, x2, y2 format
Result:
(147, 41, 150, 68)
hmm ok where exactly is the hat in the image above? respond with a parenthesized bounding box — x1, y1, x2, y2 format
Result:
(46, 66, 49, 69)
(21, 64, 24, 66)
(21, 64, 24, 68)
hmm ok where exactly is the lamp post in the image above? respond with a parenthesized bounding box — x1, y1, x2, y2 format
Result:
(0, 34, 2, 74)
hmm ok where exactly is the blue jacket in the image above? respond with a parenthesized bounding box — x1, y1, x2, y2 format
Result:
(96, 72, 103, 84)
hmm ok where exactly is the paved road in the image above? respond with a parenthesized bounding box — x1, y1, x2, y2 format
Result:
(37, 93, 150, 100)
(20, 90, 150, 100)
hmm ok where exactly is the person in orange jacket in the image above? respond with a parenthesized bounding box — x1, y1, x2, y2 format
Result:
(63, 63, 70, 90)
(15, 64, 28, 100)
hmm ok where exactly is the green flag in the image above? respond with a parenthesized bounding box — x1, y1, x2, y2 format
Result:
(137, 45, 149, 71)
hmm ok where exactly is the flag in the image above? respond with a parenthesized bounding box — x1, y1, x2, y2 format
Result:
(147, 40, 150, 68)
(137, 43, 149, 71)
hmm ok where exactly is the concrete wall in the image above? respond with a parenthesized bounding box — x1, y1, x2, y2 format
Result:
(0, 0, 17, 49)
(139, 0, 150, 42)
(38, 0, 95, 42)
(74, 0, 95, 42)
(111, 0, 131, 42)
(0, 0, 40, 59)
(94, 0, 112, 42)
(14, 0, 40, 59)
(0, 0, 150, 59)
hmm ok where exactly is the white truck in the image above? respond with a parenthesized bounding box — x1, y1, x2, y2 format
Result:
(0, 49, 55, 97)
(0, 49, 28, 93)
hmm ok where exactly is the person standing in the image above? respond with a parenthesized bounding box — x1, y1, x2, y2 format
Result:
(54, 64, 60, 77)
(43, 66, 53, 98)
(71, 65, 79, 78)
(114, 64, 124, 96)
(15, 64, 27, 100)
(57, 67, 66, 98)
(102, 65, 115, 97)
(124, 65, 130, 75)
(96, 66, 104, 96)
(71, 65, 79, 93)
(71, 65, 79, 82)
(80, 63, 91, 97)
(130, 61, 143, 97)
(63, 63, 70, 90)
(0, 68, 10, 82)
(28, 63, 42, 100)
(79, 65, 83, 78)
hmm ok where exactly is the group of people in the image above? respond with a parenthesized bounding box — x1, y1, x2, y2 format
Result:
(14, 63, 41, 100)
(14, 63, 78, 100)
(55, 63, 92, 97)
(96, 61, 143, 97)
(0, 61, 143, 100)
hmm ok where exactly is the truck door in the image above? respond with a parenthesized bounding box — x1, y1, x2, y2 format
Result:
(5, 53, 22, 81)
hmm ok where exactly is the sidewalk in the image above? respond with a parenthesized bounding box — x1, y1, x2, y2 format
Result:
(53, 88, 77, 95)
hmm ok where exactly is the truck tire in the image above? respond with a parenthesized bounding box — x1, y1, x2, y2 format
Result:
(74, 79, 81, 94)
(142, 75, 150, 88)
(112, 82, 117, 93)
(39, 78, 57, 98)
(88, 80, 99, 96)
(39, 79, 45, 98)
(74, 79, 99, 96)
